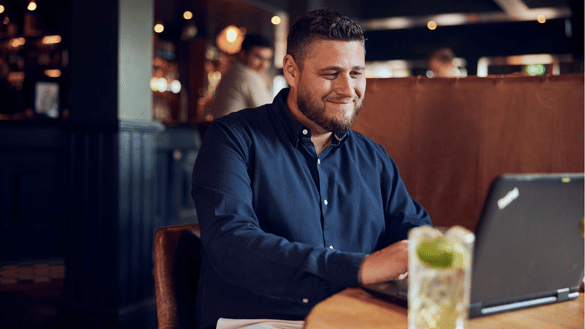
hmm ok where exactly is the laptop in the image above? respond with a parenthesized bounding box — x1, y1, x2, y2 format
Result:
(362, 173, 584, 317)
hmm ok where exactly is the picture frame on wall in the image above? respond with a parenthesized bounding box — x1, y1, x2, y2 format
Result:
(33, 80, 60, 118)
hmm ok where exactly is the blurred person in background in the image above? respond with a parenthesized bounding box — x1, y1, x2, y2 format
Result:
(209, 33, 274, 119)
(426, 47, 458, 77)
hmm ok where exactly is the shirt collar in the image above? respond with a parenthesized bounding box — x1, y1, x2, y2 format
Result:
(272, 88, 349, 148)
(331, 130, 348, 146)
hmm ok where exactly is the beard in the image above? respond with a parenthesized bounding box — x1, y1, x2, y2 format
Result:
(297, 85, 363, 134)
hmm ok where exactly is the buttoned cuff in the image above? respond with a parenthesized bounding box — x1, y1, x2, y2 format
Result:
(328, 251, 368, 291)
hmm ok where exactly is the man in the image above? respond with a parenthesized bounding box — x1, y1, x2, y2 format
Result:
(192, 9, 432, 329)
(209, 33, 274, 119)
(426, 47, 458, 78)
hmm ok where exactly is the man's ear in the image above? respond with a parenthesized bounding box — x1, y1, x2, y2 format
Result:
(283, 54, 298, 88)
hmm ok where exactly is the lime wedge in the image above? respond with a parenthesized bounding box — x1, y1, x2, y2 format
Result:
(416, 236, 454, 268)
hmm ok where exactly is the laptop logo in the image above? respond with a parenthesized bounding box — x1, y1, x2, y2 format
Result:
(497, 187, 519, 210)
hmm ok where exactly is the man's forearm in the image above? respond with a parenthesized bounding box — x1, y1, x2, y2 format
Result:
(358, 240, 409, 285)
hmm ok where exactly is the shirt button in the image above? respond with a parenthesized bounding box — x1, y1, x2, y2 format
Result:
(317, 159, 321, 165)
(329, 246, 334, 249)
(302, 129, 308, 135)
(302, 298, 309, 303)
(323, 200, 328, 206)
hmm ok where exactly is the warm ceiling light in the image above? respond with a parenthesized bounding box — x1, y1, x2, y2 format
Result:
(183, 11, 193, 20)
(507, 54, 554, 65)
(271, 16, 281, 25)
(170, 80, 181, 94)
(44, 69, 61, 78)
(537, 15, 546, 24)
(8, 71, 25, 82)
(150, 77, 159, 92)
(42, 35, 62, 44)
(10, 37, 26, 48)
(216, 25, 244, 54)
(156, 78, 168, 92)
(154, 23, 164, 33)
(434, 14, 468, 26)
(226, 27, 240, 43)
(27, 1, 37, 11)
(0, 5, 5, 14)
(375, 17, 413, 30)
(427, 20, 437, 30)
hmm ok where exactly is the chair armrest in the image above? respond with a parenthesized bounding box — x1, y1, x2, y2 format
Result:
(153, 223, 201, 329)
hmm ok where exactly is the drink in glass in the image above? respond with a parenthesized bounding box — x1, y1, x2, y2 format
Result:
(408, 225, 474, 329)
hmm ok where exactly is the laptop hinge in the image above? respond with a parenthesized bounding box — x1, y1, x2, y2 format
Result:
(556, 288, 570, 301)
(468, 303, 483, 318)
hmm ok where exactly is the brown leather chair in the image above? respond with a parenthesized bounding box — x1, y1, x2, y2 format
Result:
(153, 223, 202, 329)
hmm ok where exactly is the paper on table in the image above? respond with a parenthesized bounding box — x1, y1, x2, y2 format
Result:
(216, 318, 305, 329)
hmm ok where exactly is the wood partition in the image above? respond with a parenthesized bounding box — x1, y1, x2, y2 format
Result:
(354, 74, 584, 230)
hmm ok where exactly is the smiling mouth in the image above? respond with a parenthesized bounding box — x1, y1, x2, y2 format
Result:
(327, 98, 355, 104)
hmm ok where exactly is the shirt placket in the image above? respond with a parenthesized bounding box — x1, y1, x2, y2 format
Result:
(300, 128, 335, 250)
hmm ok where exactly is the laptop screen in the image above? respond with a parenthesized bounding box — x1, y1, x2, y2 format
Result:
(470, 173, 584, 308)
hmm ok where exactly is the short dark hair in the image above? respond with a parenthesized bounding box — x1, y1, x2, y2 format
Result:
(241, 34, 273, 53)
(427, 47, 455, 64)
(287, 9, 365, 69)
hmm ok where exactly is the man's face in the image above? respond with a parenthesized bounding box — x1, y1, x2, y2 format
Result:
(295, 40, 366, 133)
(243, 46, 273, 73)
(428, 58, 456, 77)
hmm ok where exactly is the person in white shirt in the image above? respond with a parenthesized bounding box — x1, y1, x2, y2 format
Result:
(210, 34, 274, 119)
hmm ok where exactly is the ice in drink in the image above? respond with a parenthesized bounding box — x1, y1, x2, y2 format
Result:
(408, 225, 474, 329)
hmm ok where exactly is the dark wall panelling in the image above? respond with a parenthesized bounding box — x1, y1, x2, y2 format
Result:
(117, 120, 162, 328)
(0, 121, 200, 328)
(64, 120, 163, 328)
(155, 126, 201, 228)
(117, 124, 159, 308)
(0, 124, 68, 261)
(66, 127, 118, 310)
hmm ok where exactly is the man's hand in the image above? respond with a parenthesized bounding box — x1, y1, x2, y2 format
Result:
(359, 240, 409, 285)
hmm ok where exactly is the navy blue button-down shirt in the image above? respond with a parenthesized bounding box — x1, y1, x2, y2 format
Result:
(192, 88, 431, 329)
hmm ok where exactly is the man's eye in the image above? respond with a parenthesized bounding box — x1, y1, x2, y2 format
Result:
(350, 72, 363, 78)
(322, 73, 337, 79)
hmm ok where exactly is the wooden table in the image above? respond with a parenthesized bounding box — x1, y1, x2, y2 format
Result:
(304, 287, 584, 329)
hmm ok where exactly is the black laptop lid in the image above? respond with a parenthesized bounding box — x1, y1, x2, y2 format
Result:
(470, 173, 584, 310)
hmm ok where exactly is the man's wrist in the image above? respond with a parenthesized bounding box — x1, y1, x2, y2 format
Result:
(357, 254, 369, 285)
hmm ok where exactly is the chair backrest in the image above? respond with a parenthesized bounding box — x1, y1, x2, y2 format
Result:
(153, 223, 201, 329)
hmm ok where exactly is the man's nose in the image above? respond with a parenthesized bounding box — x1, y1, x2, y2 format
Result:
(335, 74, 354, 97)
